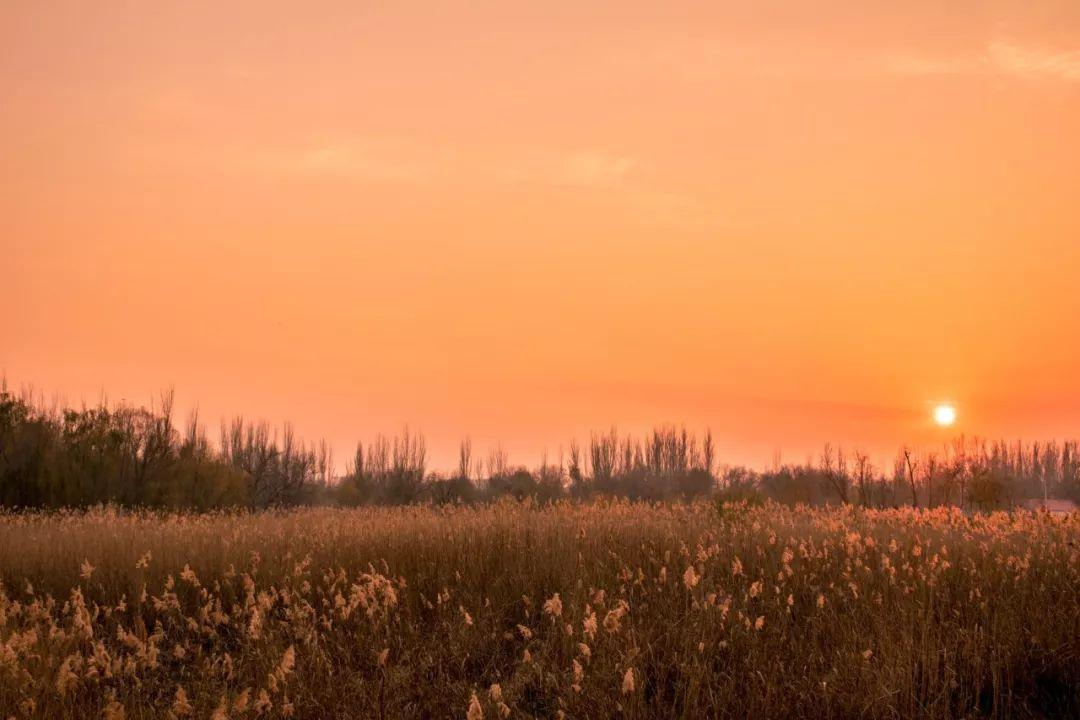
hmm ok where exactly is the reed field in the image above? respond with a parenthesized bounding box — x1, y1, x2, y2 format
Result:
(1, 501, 1078, 719)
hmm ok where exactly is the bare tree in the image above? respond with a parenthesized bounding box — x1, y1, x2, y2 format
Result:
(703, 429, 716, 480)
(853, 450, 872, 506)
(457, 437, 473, 482)
(487, 443, 508, 482)
(820, 443, 850, 504)
(902, 447, 919, 508)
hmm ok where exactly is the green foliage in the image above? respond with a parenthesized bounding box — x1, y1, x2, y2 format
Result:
(0, 390, 325, 509)
(967, 469, 1008, 511)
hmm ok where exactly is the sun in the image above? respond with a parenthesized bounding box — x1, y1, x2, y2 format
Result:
(933, 404, 957, 427)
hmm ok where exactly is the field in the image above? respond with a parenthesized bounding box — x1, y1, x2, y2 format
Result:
(1, 502, 1078, 720)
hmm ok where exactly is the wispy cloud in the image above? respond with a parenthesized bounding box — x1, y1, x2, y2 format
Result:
(887, 42, 1080, 83)
(987, 42, 1080, 82)
(124, 122, 721, 230)
(558, 152, 636, 187)
(489, 149, 725, 229)
(261, 143, 641, 192)
(254, 138, 444, 183)
(620, 37, 1080, 85)
(884, 54, 981, 78)
(493, 150, 635, 188)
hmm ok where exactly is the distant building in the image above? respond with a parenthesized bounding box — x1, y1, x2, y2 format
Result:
(1020, 498, 1079, 514)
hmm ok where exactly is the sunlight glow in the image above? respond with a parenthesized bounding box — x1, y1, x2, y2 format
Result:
(934, 404, 958, 427)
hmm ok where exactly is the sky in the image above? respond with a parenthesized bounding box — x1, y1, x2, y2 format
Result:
(3, 1, 1080, 471)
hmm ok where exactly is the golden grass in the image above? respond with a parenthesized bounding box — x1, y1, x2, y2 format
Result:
(1, 501, 1078, 719)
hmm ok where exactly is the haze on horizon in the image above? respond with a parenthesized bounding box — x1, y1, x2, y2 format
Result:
(4, 1, 1080, 470)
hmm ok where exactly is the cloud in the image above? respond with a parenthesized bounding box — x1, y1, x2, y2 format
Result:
(259, 143, 639, 192)
(484, 148, 729, 230)
(608, 40, 872, 82)
(886, 42, 1080, 83)
(556, 152, 636, 187)
(884, 54, 982, 77)
(605, 36, 1080, 86)
(255, 138, 443, 183)
(124, 125, 720, 230)
(494, 150, 635, 188)
(987, 42, 1080, 82)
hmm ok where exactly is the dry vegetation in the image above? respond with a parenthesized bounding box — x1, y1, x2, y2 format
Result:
(1, 502, 1078, 719)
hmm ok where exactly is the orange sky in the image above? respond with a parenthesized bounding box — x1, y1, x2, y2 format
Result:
(3, 1, 1080, 470)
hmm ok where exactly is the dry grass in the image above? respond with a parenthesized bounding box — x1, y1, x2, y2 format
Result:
(1, 501, 1078, 719)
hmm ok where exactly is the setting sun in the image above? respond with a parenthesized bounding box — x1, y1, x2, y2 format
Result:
(934, 404, 958, 427)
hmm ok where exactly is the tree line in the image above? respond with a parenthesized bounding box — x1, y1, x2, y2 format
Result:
(1, 386, 1077, 509)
